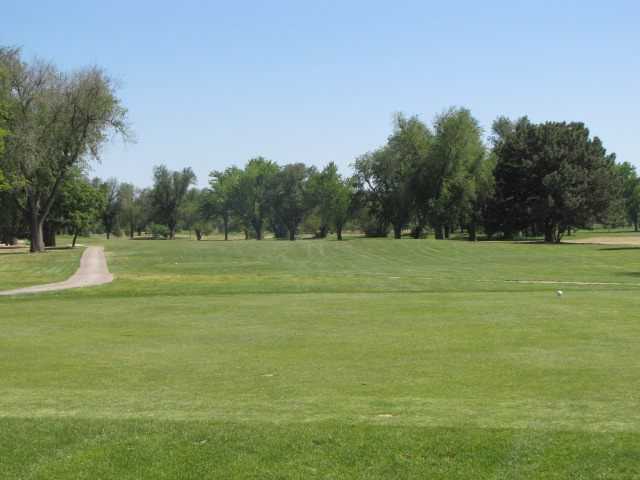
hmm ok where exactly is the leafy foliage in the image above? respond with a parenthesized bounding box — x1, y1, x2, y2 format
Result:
(0, 47, 129, 251)
(95, 178, 121, 239)
(355, 115, 428, 238)
(267, 163, 314, 240)
(491, 120, 620, 242)
(179, 188, 213, 240)
(51, 172, 104, 246)
(206, 166, 242, 240)
(150, 165, 196, 239)
(307, 162, 354, 240)
(232, 157, 278, 240)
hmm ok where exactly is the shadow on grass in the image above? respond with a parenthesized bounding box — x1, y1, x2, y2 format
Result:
(1, 246, 81, 255)
(197, 238, 252, 242)
(0, 250, 31, 256)
(613, 271, 640, 278)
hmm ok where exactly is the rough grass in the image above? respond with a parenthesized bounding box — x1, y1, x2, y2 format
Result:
(1, 234, 640, 478)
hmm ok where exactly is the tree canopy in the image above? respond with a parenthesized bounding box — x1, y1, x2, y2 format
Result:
(491, 120, 620, 242)
(0, 47, 129, 251)
(151, 165, 197, 239)
(0, 45, 630, 247)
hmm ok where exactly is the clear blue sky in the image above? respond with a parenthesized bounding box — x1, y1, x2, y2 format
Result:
(3, 1, 639, 187)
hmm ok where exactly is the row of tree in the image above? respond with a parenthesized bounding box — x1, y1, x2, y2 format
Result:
(2, 48, 638, 250)
(353, 111, 632, 243)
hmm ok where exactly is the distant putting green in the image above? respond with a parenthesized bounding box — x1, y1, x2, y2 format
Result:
(1, 236, 640, 478)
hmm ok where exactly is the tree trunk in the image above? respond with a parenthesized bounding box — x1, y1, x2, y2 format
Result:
(468, 224, 477, 242)
(72, 230, 79, 248)
(317, 225, 328, 239)
(129, 223, 134, 239)
(43, 222, 56, 247)
(30, 214, 45, 253)
(288, 228, 295, 241)
(106, 231, 111, 240)
(554, 227, 563, 243)
(195, 229, 203, 241)
(251, 218, 263, 240)
(223, 216, 229, 241)
(544, 222, 553, 243)
(244, 229, 249, 240)
(444, 225, 450, 239)
(435, 225, 444, 240)
(544, 222, 562, 243)
(635, 219, 638, 232)
(336, 224, 343, 241)
(393, 224, 402, 239)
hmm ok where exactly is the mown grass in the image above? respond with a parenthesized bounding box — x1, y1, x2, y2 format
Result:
(1, 234, 640, 478)
(0, 246, 84, 290)
(3, 418, 638, 479)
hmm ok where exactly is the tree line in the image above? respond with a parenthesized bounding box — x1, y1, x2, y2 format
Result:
(1, 48, 638, 251)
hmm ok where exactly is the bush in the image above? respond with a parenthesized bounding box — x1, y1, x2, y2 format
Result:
(150, 223, 170, 239)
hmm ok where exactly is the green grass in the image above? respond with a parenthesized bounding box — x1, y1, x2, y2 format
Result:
(1, 235, 640, 478)
(0, 246, 84, 290)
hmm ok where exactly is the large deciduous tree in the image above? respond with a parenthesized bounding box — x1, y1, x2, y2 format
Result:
(355, 115, 429, 239)
(425, 107, 486, 239)
(207, 166, 241, 240)
(0, 48, 128, 252)
(151, 165, 196, 239)
(267, 163, 313, 241)
(96, 178, 121, 240)
(51, 171, 104, 247)
(307, 162, 354, 240)
(234, 157, 278, 240)
(180, 188, 212, 240)
(354, 114, 436, 239)
(387, 115, 433, 238)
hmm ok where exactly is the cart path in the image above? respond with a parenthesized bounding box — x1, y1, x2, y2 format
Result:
(0, 246, 113, 296)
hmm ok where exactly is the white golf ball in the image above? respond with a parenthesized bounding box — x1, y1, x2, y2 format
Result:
(556, 290, 563, 297)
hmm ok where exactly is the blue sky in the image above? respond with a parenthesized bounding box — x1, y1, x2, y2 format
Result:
(3, 1, 639, 187)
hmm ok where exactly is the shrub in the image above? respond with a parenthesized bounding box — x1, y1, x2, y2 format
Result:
(150, 223, 170, 239)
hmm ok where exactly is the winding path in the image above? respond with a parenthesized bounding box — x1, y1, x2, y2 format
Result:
(0, 246, 113, 296)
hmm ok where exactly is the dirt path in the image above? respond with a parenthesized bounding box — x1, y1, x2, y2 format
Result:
(563, 236, 640, 246)
(0, 246, 113, 296)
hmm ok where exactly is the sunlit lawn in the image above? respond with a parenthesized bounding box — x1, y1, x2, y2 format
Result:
(1, 234, 640, 478)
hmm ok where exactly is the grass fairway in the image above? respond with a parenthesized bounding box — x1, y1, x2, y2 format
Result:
(1, 236, 640, 478)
